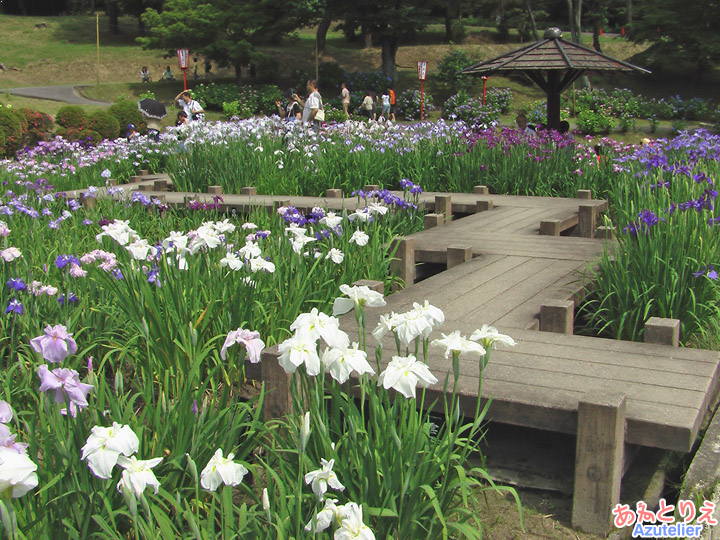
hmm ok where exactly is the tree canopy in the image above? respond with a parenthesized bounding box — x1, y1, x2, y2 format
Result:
(629, 0, 720, 73)
(139, 0, 311, 83)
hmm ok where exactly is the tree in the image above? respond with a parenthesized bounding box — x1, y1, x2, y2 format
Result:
(140, 0, 309, 86)
(629, 0, 720, 74)
(339, 0, 435, 85)
(566, 0, 582, 43)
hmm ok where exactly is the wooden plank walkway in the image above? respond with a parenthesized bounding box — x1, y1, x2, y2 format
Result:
(70, 171, 720, 534)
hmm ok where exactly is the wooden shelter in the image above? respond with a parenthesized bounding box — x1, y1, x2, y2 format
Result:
(460, 27, 650, 130)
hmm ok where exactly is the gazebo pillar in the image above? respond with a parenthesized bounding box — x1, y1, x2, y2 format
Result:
(546, 71, 562, 131)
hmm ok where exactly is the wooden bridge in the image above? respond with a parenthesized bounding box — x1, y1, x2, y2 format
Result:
(73, 172, 720, 536)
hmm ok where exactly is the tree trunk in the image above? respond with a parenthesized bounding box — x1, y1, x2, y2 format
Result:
(445, 4, 452, 42)
(525, 0, 539, 40)
(235, 63, 243, 89)
(16, 0, 28, 15)
(380, 36, 399, 86)
(566, 0, 582, 43)
(362, 25, 372, 48)
(574, 0, 583, 44)
(107, 1, 119, 34)
(316, 5, 334, 55)
(626, 0, 632, 24)
(592, 21, 601, 51)
(138, 17, 145, 36)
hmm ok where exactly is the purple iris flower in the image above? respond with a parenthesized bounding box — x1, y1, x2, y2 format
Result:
(37, 365, 93, 416)
(58, 292, 79, 306)
(6, 278, 26, 291)
(5, 299, 23, 315)
(55, 254, 81, 270)
(29, 324, 78, 363)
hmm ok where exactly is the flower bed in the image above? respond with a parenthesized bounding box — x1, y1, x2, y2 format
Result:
(4, 173, 515, 537)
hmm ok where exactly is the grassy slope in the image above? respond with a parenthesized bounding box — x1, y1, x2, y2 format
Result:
(0, 14, 716, 139)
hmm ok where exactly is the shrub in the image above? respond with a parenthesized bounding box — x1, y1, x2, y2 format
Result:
(222, 100, 253, 120)
(396, 89, 435, 120)
(55, 105, 88, 130)
(255, 85, 283, 116)
(193, 83, 240, 111)
(108, 99, 146, 133)
(443, 91, 502, 128)
(436, 50, 475, 93)
(0, 105, 24, 157)
(323, 105, 347, 123)
(343, 71, 391, 95)
(55, 127, 102, 145)
(577, 107, 614, 134)
(21, 108, 54, 146)
(88, 110, 120, 140)
(449, 19, 468, 43)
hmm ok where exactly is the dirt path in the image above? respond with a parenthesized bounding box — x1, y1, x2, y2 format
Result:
(3, 85, 109, 106)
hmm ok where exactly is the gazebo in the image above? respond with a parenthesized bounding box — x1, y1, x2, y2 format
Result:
(460, 27, 650, 130)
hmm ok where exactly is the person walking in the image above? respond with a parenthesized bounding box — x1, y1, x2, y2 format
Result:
(359, 91, 375, 120)
(296, 80, 323, 127)
(340, 82, 351, 119)
(387, 86, 397, 121)
(175, 91, 204, 122)
(380, 91, 391, 121)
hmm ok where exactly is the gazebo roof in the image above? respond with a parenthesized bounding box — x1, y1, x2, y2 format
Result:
(461, 28, 650, 76)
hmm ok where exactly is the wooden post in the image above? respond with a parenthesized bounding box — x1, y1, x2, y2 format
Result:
(130, 175, 142, 183)
(435, 195, 452, 222)
(273, 198, 291, 210)
(578, 204, 596, 238)
(644, 317, 680, 347)
(325, 189, 343, 198)
(364, 184, 380, 192)
(107, 178, 117, 187)
(572, 393, 626, 536)
(153, 179, 168, 191)
(260, 346, 293, 421)
(390, 237, 415, 289)
(474, 185, 489, 195)
(540, 219, 562, 236)
(81, 196, 96, 210)
(424, 213, 444, 229)
(140, 169, 150, 176)
(351, 279, 384, 293)
(447, 245, 472, 269)
(241, 186, 257, 196)
(476, 200, 493, 212)
(540, 300, 574, 334)
(138, 184, 152, 193)
(577, 189, 592, 200)
(207, 185, 223, 195)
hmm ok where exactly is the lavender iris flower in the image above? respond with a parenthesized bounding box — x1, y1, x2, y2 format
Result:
(29, 324, 78, 363)
(37, 365, 93, 416)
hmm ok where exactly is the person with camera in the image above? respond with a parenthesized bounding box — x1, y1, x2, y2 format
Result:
(175, 91, 205, 122)
(276, 89, 302, 121)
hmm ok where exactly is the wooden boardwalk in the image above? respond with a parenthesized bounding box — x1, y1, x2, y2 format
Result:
(75, 172, 720, 535)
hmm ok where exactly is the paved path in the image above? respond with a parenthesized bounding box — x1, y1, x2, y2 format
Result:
(4, 85, 109, 106)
